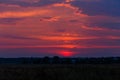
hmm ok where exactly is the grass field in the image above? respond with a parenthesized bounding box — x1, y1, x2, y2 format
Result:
(0, 64, 120, 80)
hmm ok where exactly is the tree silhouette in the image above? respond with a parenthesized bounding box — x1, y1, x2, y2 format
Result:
(52, 56, 60, 64)
(62, 58, 72, 64)
(42, 56, 50, 64)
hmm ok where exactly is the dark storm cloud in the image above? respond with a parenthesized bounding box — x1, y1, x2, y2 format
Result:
(71, 0, 120, 16)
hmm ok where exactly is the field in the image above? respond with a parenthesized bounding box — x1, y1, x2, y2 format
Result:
(0, 64, 120, 80)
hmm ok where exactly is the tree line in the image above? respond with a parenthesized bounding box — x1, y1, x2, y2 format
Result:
(0, 56, 120, 64)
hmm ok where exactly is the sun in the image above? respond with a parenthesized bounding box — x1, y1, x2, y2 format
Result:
(59, 50, 73, 57)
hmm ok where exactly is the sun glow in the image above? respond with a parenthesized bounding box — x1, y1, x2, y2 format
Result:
(59, 50, 73, 57)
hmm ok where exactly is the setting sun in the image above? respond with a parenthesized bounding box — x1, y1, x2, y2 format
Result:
(59, 51, 73, 57)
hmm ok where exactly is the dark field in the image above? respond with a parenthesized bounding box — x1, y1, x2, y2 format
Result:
(0, 64, 120, 80)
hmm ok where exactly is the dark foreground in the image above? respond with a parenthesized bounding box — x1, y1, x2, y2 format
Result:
(0, 64, 120, 80)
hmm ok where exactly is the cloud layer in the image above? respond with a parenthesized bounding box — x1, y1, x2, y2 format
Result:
(0, 0, 120, 57)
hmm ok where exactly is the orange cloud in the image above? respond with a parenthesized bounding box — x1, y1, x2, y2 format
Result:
(53, 3, 76, 9)
(65, 0, 75, 3)
(52, 3, 87, 17)
(0, 10, 50, 18)
(29, 34, 100, 42)
(40, 16, 60, 22)
(81, 25, 107, 31)
(80, 25, 120, 32)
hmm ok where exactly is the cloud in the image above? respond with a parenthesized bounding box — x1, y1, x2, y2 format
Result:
(89, 22, 120, 30)
(0, 34, 38, 40)
(0, 18, 24, 24)
(1, 0, 120, 17)
(0, 0, 65, 7)
(40, 16, 60, 22)
(0, 9, 50, 18)
(71, 0, 120, 16)
(0, 0, 120, 57)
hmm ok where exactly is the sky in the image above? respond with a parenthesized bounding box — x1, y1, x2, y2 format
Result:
(0, 0, 120, 57)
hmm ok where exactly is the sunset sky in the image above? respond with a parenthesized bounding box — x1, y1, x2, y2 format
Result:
(0, 0, 120, 57)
